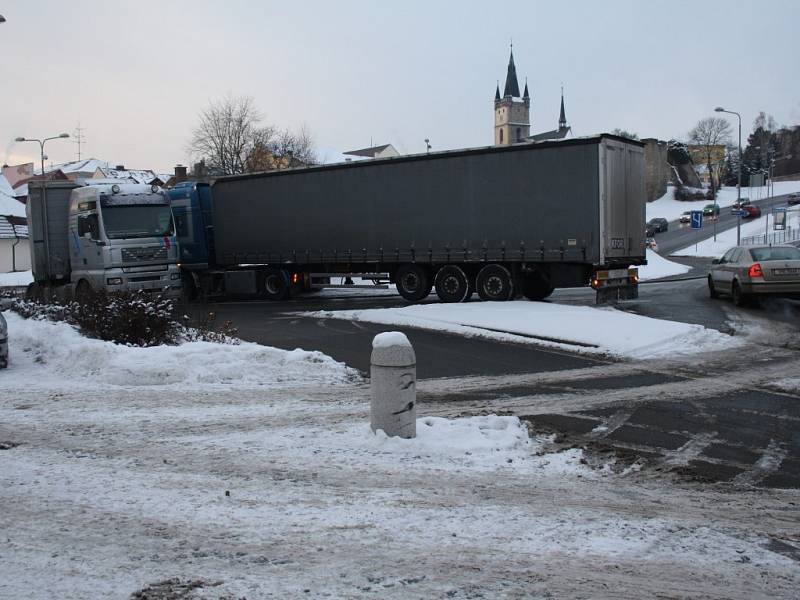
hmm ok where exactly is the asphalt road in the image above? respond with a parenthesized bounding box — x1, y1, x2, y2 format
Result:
(651, 191, 795, 255)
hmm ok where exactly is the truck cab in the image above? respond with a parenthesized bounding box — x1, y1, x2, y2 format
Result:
(68, 183, 182, 297)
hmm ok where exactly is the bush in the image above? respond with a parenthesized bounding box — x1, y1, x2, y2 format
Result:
(6, 290, 240, 347)
(673, 186, 708, 201)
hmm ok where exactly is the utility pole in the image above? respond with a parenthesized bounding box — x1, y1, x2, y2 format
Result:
(73, 123, 86, 161)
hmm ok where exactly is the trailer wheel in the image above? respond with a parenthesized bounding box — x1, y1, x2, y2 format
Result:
(522, 271, 555, 301)
(476, 264, 513, 301)
(260, 268, 290, 301)
(434, 265, 471, 303)
(395, 264, 431, 302)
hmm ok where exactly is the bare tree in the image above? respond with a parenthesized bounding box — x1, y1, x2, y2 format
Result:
(189, 95, 317, 175)
(611, 128, 639, 140)
(688, 117, 732, 196)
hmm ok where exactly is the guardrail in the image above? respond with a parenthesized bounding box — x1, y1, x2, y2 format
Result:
(741, 227, 800, 246)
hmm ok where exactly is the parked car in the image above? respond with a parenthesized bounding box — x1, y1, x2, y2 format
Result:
(679, 211, 692, 223)
(731, 198, 752, 213)
(645, 237, 658, 251)
(708, 244, 800, 306)
(647, 217, 669, 233)
(741, 205, 762, 219)
(787, 193, 800, 206)
(703, 203, 721, 216)
(0, 311, 8, 369)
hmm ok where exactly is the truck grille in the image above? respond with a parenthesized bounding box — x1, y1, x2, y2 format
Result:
(122, 247, 167, 263)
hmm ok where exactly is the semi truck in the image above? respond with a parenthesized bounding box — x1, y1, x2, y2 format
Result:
(169, 134, 646, 303)
(26, 180, 182, 300)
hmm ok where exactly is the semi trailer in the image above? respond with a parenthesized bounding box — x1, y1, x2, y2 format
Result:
(169, 134, 646, 303)
(26, 180, 182, 300)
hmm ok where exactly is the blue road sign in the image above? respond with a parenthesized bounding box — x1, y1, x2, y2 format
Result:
(733, 210, 748, 217)
(690, 210, 703, 229)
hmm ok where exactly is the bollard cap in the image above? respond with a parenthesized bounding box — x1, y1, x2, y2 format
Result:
(371, 331, 416, 367)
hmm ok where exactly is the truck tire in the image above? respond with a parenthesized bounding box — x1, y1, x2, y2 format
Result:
(476, 264, 513, 301)
(181, 271, 198, 303)
(26, 282, 44, 302)
(522, 271, 554, 301)
(395, 264, 431, 302)
(434, 265, 471, 303)
(75, 280, 93, 303)
(261, 268, 291, 301)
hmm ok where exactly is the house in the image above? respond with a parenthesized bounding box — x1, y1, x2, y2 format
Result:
(0, 175, 29, 273)
(93, 165, 165, 186)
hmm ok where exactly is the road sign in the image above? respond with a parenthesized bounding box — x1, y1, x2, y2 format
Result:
(774, 208, 786, 230)
(690, 210, 703, 229)
(733, 210, 748, 217)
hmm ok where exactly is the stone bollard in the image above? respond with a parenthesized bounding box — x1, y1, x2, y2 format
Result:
(370, 331, 416, 438)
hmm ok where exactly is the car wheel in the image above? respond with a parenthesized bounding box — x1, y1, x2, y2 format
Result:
(476, 264, 514, 301)
(434, 265, 471, 303)
(395, 264, 432, 302)
(731, 280, 748, 307)
(708, 276, 719, 299)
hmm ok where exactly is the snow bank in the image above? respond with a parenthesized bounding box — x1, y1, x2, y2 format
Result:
(309, 301, 740, 359)
(0, 312, 359, 389)
(0, 270, 33, 287)
(637, 249, 691, 280)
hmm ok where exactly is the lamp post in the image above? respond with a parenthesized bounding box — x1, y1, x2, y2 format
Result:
(14, 133, 70, 176)
(715, 107, 742, 245)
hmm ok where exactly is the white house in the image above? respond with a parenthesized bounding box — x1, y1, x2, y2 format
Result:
(0, 175, 29, 273)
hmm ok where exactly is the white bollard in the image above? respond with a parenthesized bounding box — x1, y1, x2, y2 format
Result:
(370, 332, 416, 438)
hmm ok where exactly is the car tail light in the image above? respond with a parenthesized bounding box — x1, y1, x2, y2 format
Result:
(291, 272, 300, 284)
(748, 263, 763, 278)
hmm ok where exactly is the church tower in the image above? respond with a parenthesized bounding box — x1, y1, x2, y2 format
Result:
(494, 47, 530, 145)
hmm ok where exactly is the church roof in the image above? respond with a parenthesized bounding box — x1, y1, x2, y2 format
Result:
(503, 50, 520, 98)
(529, 126, 572, 143)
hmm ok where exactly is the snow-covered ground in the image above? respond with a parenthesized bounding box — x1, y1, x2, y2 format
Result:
(638, 248, 691, 279)
(1, 311, 797, 599)
(673, 207, 800, 257)
(309, 300, 740, 359)
(0, 269, 33, 287)
(646, 182, 800, 223)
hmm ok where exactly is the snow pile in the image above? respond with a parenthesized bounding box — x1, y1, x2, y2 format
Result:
(637, 249, 691, 280)
(0, 311, 359, 389)
(372, 330, 411, 348)
(0, 270, 32, 287)
(309, 301, 740, 359)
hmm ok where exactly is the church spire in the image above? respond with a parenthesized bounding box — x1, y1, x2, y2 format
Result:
(523, 78, 529, 100)
(495, 81, 501, 102)
(503, 46, 520, 98)
(559, 86, 567, 129)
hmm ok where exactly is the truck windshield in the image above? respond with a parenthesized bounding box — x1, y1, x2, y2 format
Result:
(102, 205, 174, 239)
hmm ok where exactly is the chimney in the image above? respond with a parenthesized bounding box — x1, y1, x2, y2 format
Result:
(115, 164, 125, 171)
(174, 164, 187, 182)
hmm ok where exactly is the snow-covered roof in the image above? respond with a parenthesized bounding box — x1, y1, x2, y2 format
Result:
(0, 191, 26, 218)
(0, 174, 15, 198)
(12, 183, 28, 198)
(44, 158, 111, 175)
(0, 215, 28, 239)
(96, 167, 161, 184)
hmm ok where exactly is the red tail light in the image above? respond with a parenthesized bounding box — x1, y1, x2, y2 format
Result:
(291, 272, 300, 284)
(748, 263, 763, 278)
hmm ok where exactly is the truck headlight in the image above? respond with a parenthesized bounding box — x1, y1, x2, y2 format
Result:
(106, 277, 123, 285)
(170, 272, 181, 280)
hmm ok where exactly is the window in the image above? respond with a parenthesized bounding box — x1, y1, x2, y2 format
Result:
(499, 129, 504, 143)
(77, 214, 100, 240)
(750, 247, 800, 261)
(516, 127, 521, 141)
(720, 249, 736, 264)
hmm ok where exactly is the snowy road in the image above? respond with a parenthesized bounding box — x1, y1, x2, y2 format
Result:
(2, 311, 800, 599)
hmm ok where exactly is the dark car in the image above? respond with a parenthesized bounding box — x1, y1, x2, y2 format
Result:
(788, 193, 800, 206)
(708, 245, 800, 305)
(703, 203, 721, 216)
(0, 311, 7, 369)
(647, 217, 669, 233)
(741, 205, 761, 219)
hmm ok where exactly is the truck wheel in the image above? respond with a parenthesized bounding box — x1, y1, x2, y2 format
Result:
(476, 264, 513, 301)
(434, 265, 471, 303)
(26, 282, 44, 302)
(181, 272, 198, 303)
(75, 280, 93, 303)
(522, 271, 554, 301)
(261, 268, 290, 301)
(395, 264, 431, 302)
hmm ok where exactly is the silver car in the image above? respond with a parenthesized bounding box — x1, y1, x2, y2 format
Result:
(709, 245, 800, 306)
(0, 311, 7, 369)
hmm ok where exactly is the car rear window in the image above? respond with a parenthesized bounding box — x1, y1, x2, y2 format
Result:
(750, 247, 800, 261)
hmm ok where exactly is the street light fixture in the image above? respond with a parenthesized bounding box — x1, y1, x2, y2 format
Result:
(715, 106, 742, 245)
(15, 133, 70, 176)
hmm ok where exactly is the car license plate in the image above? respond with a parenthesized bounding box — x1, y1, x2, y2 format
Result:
(773, 268, 799, 275)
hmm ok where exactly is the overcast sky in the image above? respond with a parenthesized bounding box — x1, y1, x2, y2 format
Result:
(1, 0, 798, 173)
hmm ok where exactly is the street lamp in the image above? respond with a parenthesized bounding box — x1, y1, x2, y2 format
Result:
(15, 133, 70, 176)
(715, 107, 742, 245)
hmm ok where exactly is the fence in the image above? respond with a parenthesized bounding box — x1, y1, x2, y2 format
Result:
(741, 227, 800, 246)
